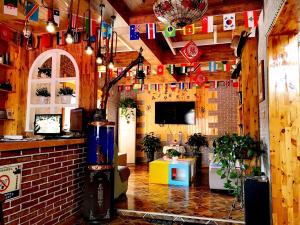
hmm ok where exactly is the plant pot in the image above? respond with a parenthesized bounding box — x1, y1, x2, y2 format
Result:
(39, 96, 48, 104)
(61, 95, 72, 104)
(146, 151, 155, 163)
(172, 156, 178, 161)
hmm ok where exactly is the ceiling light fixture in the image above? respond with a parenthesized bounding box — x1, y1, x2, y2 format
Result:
(45, 0, 57, 33)
(65, 0, 74, 44)
(153, 0, 208, 28)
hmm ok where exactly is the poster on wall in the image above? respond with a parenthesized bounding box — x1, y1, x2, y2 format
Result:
(0, 164, 22, 200)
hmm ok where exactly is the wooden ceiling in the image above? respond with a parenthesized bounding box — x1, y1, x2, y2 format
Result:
(0, 0, 263, 75)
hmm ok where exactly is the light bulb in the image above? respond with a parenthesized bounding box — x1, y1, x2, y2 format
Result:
(85, 45, 94, 55)
(65, 32, 74, 44)
(46, 21, 56, 33)
(108, 61, 114, 69)
(96, 56, 103, 65)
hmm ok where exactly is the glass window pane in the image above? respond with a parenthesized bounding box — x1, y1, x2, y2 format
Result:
(33, 57, 52, 79)
(59, 55, 76, 78)
(55, 81, 76, 104)
(31, 83, 51, 105)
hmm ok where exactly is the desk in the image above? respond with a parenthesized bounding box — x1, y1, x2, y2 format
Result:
(149, 158, 196, 186)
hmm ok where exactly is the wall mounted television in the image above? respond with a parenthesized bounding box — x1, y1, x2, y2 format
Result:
(155, 101, 195, 125)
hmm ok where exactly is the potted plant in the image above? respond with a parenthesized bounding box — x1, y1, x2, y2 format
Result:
(187, 133, 208, 156)
(119, 97, 141, 123)
(167, 149, 181, 160)
(36, 87, 50, 104)
(58, 87, 74, 104)
(213, 134, 262, 204)
(141, 132, 161, 162)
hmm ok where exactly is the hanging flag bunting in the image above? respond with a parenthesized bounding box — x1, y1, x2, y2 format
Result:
(130, 24, 140, 40)
(223, 13, 236, 31)
(118, 86, 123, 92)
(146, 23, 156, 39)
(4, 0, 18, 16)
(157, 65, 164, 75)
(40, 34, 52, 48)
(221, 62, 230, 72)
(169, 83, 177, 91)
(168, 64, 175, 75)
(244, 11, 258, 28)
(25, 1, 39, 21)
(179, 82, 185, 90)
(154, 84, 158, 91)
(209, 61, 217, 72)
(164, 25, 176, 37)
(183, 24, 195, 35)
(53, 10, 60, 27)
(133, 83, 141, 92)
(56, 31, 65, 45)
(193, 73, 208, 87)
(202, 16, 214, 33)
(180, 41, 202, 63)
(187, 82, 192, 89)
(142, 84, 148, 91)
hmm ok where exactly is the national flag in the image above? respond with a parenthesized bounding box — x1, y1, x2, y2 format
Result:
(168, 64, 175, 75)
(202, 16, 213, 33)
(118, 86, 123, 92)
(193, 73, 208, 87)
(180, 41, 202, 63)
(214, 81, 219, 89)
(53, 10, 60, 27)
(40, 34, 52, 48)
(154, 84, 158, 91)
(233, 80, 239, 88)
(179, 82, 185, 90)
(209, 61, 217, 72)
(133, 83, 141, 92)
(56, 31, 65, 45)
(4, 0, 18, 16)
(101, 22, 112, 39)
(180, 66, 186, 74)
(146, 23, 156, 39)
(221, 62, 230, 72)
(85, 17, 97, 42)
(142, 84, 148, 91)
(164, 25, 176, 37)
(158, 84, 163, 91)
(25, 1, 39, 21)
(183, 24, 195, 35)
(169, 83, 177, 91)
(157, 65, 164, 75)
(244, 11, 258, 28)
(223, 13, 236, 31)
(130, 24, 140, 40)
(187, 82, 192, 89)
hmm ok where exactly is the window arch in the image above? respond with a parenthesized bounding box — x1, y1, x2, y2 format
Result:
(26, 49, 80, 131)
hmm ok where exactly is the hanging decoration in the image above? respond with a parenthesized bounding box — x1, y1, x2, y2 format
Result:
(244, 11, 258, 28)
(130, 24, 140, 40)
(182, 24, 195, 35)
(153, 0, 208, 28)
(164, 25, 176, 37)
(146, 23, 157, 39)
(25, 1, 39, 22)
(202, 16, 214, 33)
(180, 40, 202, 63)
(223, 13, 236, 31)
(4, 0, 18, 16)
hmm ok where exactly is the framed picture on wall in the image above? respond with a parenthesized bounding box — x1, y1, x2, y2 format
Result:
(258, 60, 265, 102)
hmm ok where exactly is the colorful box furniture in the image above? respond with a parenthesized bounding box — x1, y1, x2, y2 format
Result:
(149, 158, 196, 186)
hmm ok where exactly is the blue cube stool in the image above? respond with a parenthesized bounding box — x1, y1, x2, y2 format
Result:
(168, 162, 190, 186)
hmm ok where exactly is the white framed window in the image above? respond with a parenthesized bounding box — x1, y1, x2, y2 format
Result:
(26, 49, 79, 132)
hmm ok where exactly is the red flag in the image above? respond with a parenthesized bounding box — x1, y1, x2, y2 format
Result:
(183, 24, 195, 35)
(180, 41, 202, 63)
(202, 16, 214, 33)
(233, 81, 239, 88)
(40, 34, 52, 48)
(157, 65, 164, 75)
(193, 73, 208, 87)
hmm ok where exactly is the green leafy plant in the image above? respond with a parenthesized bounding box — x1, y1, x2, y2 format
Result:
(141, 132, 161, 162)
(119, 97, 141, 123)
(213, 134, 263, 200)
(167, 149, 181, 158)
(36, 87, 50, 97)
(187, 133, 208, 154)
(58, 87, 74, 96)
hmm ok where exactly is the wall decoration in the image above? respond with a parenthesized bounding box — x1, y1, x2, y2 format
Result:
(258, 60, 265, 102)
(180, 41, 202, 63)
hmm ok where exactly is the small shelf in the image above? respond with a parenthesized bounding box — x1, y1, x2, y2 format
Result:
(0, 63, 14, 70)
(0, 89, 14, 94)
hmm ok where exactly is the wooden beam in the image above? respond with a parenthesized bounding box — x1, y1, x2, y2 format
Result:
(129, 0, 262, 24)
(172, 38, 232, 48)
(161, 44, 235, 64)
(106, 0, 131, 24)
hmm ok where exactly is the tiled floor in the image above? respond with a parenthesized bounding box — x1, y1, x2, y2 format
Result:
(114, 165, 244, 224)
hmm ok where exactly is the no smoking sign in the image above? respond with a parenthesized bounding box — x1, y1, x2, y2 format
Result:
(0, 164, 22, 200)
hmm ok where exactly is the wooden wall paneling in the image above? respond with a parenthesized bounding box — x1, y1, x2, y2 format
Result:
(241, 38, 259, 139)
(268, 34, 300, 225)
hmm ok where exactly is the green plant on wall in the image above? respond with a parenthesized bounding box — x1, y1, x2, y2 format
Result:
(119, 97, 141, 123)
(213, 134, 262, 201)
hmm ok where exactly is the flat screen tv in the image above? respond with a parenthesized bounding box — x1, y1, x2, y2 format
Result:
(155, 101, 195, 125)
(34, 114, 62, 135)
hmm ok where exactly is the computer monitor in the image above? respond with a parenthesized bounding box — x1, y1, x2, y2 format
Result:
(34, 114, 62, 135)
(70, 108, 84, 133)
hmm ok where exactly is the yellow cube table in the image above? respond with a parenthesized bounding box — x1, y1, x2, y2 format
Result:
(149, 160, 169, 184)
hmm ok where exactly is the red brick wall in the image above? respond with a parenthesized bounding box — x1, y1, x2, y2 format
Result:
(0, 144, 87, 225)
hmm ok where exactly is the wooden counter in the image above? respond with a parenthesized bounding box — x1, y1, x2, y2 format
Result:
(0, 138, 86, 151)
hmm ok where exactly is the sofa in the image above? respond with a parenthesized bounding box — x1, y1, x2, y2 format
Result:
(114, 146, 130, 199)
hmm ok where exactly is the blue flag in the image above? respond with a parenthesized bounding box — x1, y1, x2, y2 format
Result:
(130, 25, 140, 40)
(25, 1, 39, 21)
